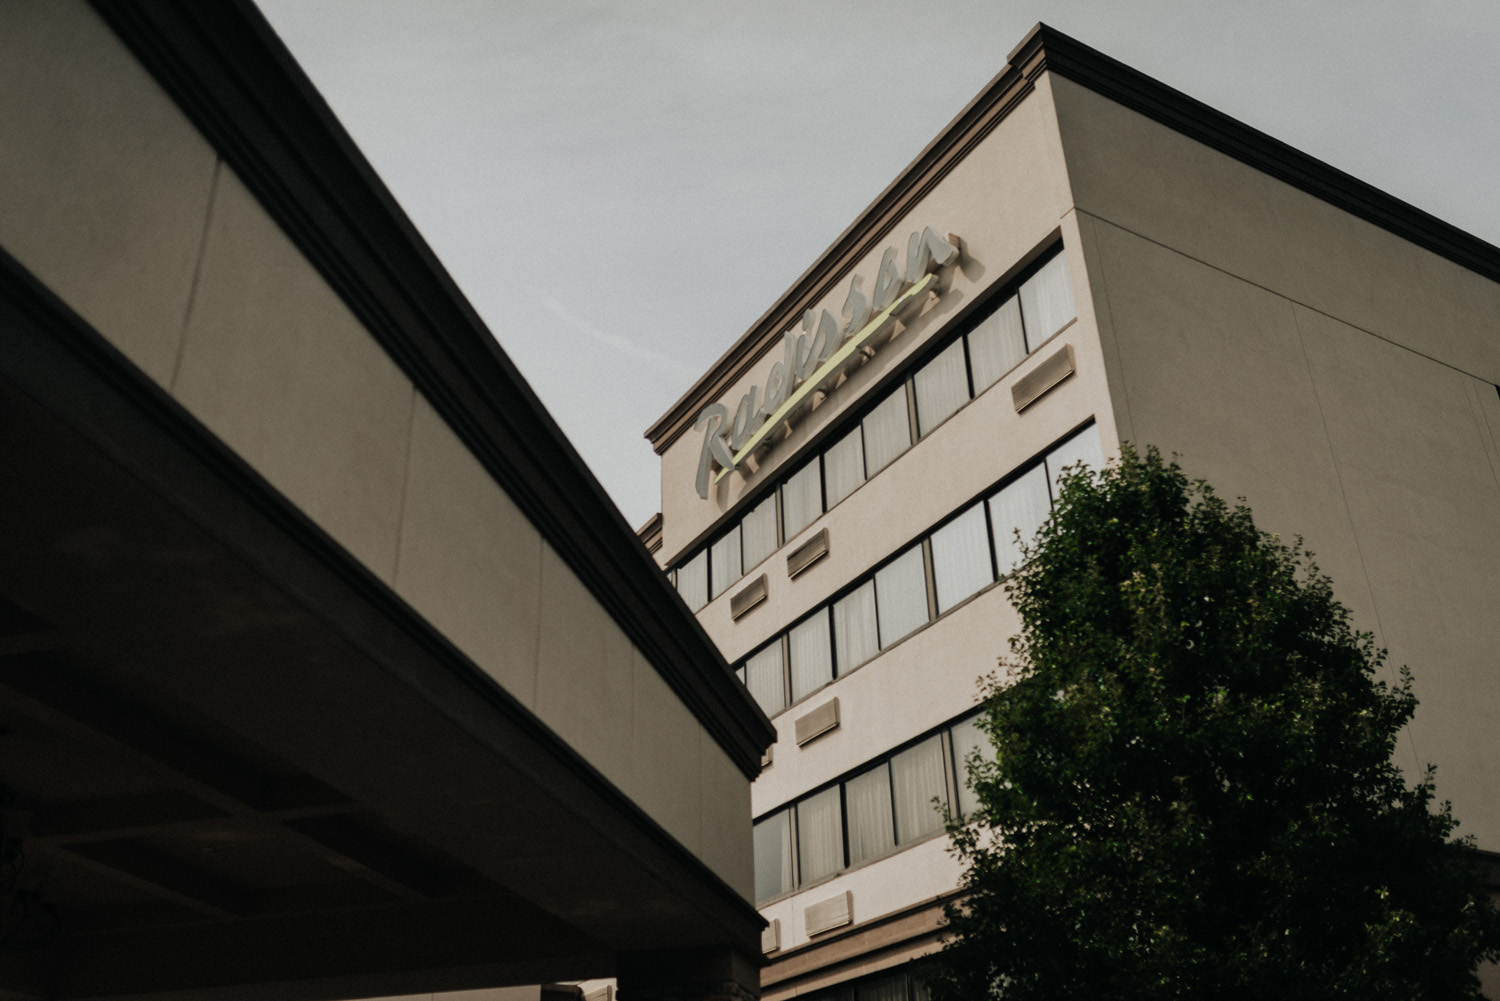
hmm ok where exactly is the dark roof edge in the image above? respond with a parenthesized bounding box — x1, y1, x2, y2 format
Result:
(646, 21, 1500, 453)
(86, 0, 774, 776)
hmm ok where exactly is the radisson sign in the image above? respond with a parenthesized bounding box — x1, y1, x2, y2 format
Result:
(694, 227, 961, 499)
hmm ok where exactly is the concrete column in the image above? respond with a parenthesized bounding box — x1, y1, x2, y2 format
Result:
(617, 947, 759, 1001)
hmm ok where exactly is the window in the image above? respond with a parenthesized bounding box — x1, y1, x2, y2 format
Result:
(788, 612, 834, 703)
(929, 503, 993, 614)
(708, 525, 741, 599)
(967, 295, 1026, 392)
(743, 642, 786, 717)
(753, 808, 794, 903)
(1019, 251, 1075, 350)
(1045, 422, 1104, 500)
(675, 548, 707, 612)
(823, 425, 866, 508)
(797, 785, 844, 885)
(739, 493, 778, 572)
(782, 461, 823, 539)
(845, 763, 895, 865)
(948, 715, 988, 818)
(833, 580, 879, 674)
(989, 463, 1051, 577)
(875, 546, 929, 648)
(891, 735, 947, 843)
(913, 339, 970, 437)
(862, 388, 911, 476)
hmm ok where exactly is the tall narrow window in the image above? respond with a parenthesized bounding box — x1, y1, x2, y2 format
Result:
(845, 763, 896, 865)
(675, 549, 708, 613)
(833, 580, 880, 673)
(797, 785, 845, 884)
(949, 715, 989, 818)
(709, 525, 742, 599)
(1045, 423, 1104, 501)
(782, 461, 823, 540)
(928, 503, 994, 614)
(913, 339, 970, 437)
(875, 546, 929, 648)
(857, 974, 909, 1001)
(823, 426, 866, 509)
(989, 464, 1051, 577)
(862, 388, 912, 476)
(890, 735, 947, 843)
(740, 493, 779, 571)
(743, 642, 786, 717)
(1019, 252, 1075, 350)
(967, 295, 1026, 392)
(753, 808, 794, 903)
(788, 612, 834, 703)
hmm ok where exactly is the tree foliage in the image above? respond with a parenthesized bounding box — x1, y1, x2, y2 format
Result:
(932, 445, 1499, 1000)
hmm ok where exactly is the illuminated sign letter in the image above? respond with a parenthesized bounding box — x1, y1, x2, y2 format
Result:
(694, 403, 735, 500)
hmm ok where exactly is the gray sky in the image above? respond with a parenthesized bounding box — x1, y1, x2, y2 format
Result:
(254, 0, 1500, 531)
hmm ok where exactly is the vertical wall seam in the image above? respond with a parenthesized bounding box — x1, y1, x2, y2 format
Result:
(1463, 378, 1500, 501)
(170, 157, 222, 394)
(387, 385, 420, 588)
(1287, 303, 1416, 767)
(1078, 212, 1135, 444)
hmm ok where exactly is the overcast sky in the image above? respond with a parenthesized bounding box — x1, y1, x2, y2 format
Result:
(254, 0, 1500, 531)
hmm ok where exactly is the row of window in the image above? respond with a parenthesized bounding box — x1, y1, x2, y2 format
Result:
(735, 423, 1103, 719)
(799, 966, 930, 1001)
(754, 713, 988, 904)
(673, 249, 1076, 612)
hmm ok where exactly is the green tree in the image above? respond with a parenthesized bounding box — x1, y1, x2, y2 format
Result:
(932, 446, 1499, 1001)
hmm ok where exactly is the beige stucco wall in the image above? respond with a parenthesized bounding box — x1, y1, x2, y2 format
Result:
(1053, 73, 1500, 848)
(0, 0, 751, 899)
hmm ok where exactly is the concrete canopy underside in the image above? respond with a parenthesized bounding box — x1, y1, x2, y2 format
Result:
(0, 253, 761, 999)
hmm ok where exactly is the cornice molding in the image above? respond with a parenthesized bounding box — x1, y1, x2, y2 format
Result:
(85, 0, 774, 777)
(647, 21, 1500, 454)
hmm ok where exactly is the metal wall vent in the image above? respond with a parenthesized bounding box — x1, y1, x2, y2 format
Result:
(1012, 343, 1075, 412)
(804, 890, 853, 937)
(729, 574, 768, 620)
(794, 697, 839, 746)
(761, 917, 781, 954)
(786, 528, 829, 579)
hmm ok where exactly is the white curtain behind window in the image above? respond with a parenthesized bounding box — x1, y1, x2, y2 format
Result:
(753, 809, 794, 903)
(822, 426, 866, 508)
(743, 642, 786, 717)
(929, 503, 993, 614)
(967, 295, 1026, 392)
(844, 763, 895, 865)
(833, 580, 879, 674)
(675, 549, 708, 612)
(1045, 423, 1104, 501)
(913, 339, 970, 437)
(875, 546, 929, 648)
(1019, 252, 1076, 350)
(709, 524, 741, 598)
(740, 494, 778, 571)
(856, 973, 908, 1001)
(891, 735, 947, 843)
(989, 464, 1052, 577)
(797, 785, 844, 884)
(861, 388, 911, 476)
(781, 461, 823, 539)
(788, 612, 834, 702)
(949, 715, 989, 818)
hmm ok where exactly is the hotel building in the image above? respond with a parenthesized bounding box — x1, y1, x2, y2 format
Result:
(647, 23, 1500, 1001)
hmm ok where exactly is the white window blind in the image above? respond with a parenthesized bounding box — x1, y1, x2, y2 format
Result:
(949, 715, 988, 818)
(744, 642, 786, 717)
(676, 549, 708, 612)
(845, 764, 895, 866)
(891, 735, 946, 843)
(740, 493, 779, 571)
(929, 503, 993, 614)
(788, 612, 834, 703)
(967, 295, 1026, 392)
(1045, 423, 1104, 501)
(832, 580, 879, 674)
(1019, 252, 1075, 350)
(875, 546, 929, 648)
(822, 426, 866, 509)
(781, 461, 823, 539)
(913, 339, 970, 437)
(797, 785, 844, 885)
(753, 808, 794, 903)
(862, 388, 911, 476)
(989, 463, 1052, 577)
(709, 525, 741, 599)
